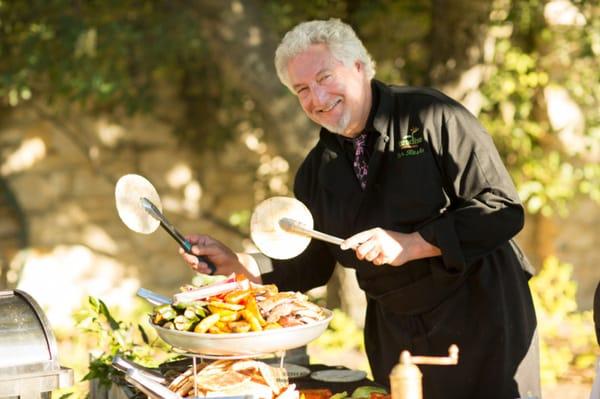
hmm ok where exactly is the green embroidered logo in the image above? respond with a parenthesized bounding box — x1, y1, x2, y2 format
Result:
(397, 127, 425, 158)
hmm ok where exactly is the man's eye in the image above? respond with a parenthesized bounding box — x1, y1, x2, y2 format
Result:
(297, 87, 307, 95)
(319, 74, 332, 83)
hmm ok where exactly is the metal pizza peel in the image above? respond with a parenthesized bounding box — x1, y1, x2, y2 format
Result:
(115, 174, 216, 274)
(250, 196, 345, 259)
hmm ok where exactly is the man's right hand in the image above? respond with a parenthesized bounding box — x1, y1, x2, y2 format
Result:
(179, 234, 262, 283)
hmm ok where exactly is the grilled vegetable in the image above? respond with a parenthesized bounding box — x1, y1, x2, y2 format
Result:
(162, 321, 175, 330)
(228, 320, 251, 333)
(153, 304, 177, 325)
(245, 296, 266, 326)
(174, 314, 199, 331)
(185, 302, 208, 318)
(208, 300, 245, 311)
(241, 309, 262, 332)
(194, 313, 220, 333)
(351, 386, 387, 399)
(224, 289, 251, 304)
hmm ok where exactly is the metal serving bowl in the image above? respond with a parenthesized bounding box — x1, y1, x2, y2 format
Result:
(151, 308, 333, 356)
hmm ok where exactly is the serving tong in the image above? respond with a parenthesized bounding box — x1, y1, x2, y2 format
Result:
(114, 174, 216, 274)
(139, 197, 216, 274)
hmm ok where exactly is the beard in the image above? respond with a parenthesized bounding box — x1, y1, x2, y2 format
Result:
(320, 108, 351, 136)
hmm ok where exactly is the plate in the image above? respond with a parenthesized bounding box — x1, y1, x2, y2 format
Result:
(151, 308, 333, 356)
(310, 369, 367, 382)
(281, 363, 311, 379)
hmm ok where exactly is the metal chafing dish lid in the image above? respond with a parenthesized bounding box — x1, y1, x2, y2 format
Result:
(0, 289, 60, 376)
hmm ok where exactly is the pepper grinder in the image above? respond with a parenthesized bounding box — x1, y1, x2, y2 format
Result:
(389, 345, 459, 399)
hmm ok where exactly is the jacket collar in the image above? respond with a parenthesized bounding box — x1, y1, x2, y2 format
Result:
(372, 79, 393, 137)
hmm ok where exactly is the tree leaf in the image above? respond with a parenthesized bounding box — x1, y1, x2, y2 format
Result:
(97, 299, 120, 331)
(138, 324, 150, 345)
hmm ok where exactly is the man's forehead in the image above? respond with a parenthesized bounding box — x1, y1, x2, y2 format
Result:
(292, 44, 334, 64)
(288, 45, 341, 81)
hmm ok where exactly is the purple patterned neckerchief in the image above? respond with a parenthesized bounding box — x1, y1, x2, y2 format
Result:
(353, 132, 369, 190)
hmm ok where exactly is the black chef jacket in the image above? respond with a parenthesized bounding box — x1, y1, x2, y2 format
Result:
(255, 80, 540, 399)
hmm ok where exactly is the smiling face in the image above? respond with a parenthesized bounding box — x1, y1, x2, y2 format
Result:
(287, 44, 372, 138)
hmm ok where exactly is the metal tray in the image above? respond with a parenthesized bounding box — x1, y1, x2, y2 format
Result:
(151, 308, 333, 356)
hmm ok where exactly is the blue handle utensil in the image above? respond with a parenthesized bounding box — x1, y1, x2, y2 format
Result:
(140, 197, 216, 275)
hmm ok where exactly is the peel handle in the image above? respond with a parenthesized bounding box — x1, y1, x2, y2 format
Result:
(279, 217, 345, 245)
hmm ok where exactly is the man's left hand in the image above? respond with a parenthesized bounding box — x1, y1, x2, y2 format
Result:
(340, 228, 441, 266)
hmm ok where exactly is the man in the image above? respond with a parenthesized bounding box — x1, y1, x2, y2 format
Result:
(182, 19, 540, 399)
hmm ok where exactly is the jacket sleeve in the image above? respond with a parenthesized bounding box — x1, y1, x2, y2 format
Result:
(255, 239, 337, 292)
(417, 101, 525, 271)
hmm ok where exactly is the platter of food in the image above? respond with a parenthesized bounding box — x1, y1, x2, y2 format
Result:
(147, 273, 333, 356)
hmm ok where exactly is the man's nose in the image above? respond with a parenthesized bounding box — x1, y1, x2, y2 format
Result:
(311, 85, 328, 107)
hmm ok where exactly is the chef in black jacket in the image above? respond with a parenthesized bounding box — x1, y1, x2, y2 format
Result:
(181, 19, 540, 399)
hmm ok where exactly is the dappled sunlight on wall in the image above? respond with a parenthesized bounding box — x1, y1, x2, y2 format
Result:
(544, 0, 587, 26)
(183, 180, 202, 216)
(243, 130, 267, 154)
(544, 86, 596, 159)
(15, 245, 139, 330)
(81, 225, 119, 255)
(96, 120, 125, 147)
(166, 163, 193, 189)
(1, 137, 46, 176)
(163, 163, 203, 217)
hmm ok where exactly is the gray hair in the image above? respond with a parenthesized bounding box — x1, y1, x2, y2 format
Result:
(274, 18, 376, 91)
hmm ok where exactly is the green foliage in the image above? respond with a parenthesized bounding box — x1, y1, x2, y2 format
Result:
(0, 1, 246, 150)
(310, 308, 364, 352)
(1, 1, 199, 110)
(1, 0, 597, 215)
(530, 256, 577, 317)
(228, 209, 252, 230)
(480, 0, 600, 216)
(74, 296, 173, 388)
(529, 256, 598, 385)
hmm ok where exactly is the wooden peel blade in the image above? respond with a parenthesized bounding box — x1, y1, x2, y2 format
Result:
(250, 196, 313, 259)
(250, 197, 349, 259)
(114, 174, 162, 234)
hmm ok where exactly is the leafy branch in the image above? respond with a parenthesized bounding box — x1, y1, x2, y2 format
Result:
(74, 296, 173, 388)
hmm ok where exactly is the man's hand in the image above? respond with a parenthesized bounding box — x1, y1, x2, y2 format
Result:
(340, 228, 441, 266)
(180, 235, 262, 283)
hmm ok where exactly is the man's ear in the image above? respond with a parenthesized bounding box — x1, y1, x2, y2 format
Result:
(355, 60, 363, 71)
